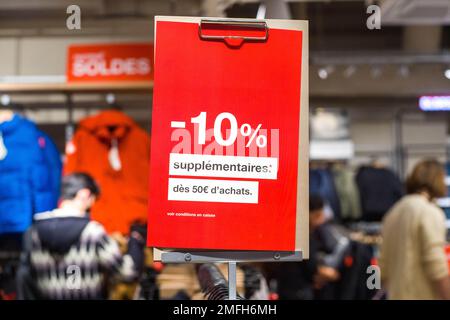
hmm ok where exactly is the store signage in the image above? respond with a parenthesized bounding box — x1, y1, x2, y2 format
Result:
(419, 96, 450, 111)
(148, 17, 309, 253)
(446, 245, 450, 275)
(66, 43, 153, 82)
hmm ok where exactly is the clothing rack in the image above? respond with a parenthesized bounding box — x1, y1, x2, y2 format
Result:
(0, 80, 154, 246)
(0, 81, 153, 143)
(0, 81, 153, 111)
(0, 81, 153, 94)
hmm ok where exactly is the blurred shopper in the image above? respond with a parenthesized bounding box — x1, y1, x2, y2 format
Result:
(16, 173, 145, 300)
(277, 194, 340, 299)
(310, 195, 341, 294)
(380, 159, 450, 300)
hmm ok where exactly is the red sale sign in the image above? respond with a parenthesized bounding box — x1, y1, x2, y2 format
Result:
(148, 17, 309, 254)
(66, 43, 153, 82)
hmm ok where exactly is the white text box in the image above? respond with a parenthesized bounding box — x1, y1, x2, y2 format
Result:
(169, 153, 277, 180)
(168, 178, 258, 204)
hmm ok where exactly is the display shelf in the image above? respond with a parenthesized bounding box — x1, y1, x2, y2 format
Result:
(0, 81, 153, 94)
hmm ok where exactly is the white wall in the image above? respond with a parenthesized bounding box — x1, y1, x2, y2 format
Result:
(0, 35, 153, 77)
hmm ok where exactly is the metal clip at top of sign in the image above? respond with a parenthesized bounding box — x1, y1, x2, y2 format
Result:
(198, 19, 269, 43)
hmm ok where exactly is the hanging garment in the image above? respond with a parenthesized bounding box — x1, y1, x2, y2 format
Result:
(332, 168, 362, 221)
(64, 110, 150, 234)
(39, 132, 62, 208)
(337, 241, 377, 300)
(356, 166, 403, 222)
(310, 169, 341, 220)
(0, 114, 61, 235)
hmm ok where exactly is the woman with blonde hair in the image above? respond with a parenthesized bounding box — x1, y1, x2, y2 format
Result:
(379, 159, 450, 300)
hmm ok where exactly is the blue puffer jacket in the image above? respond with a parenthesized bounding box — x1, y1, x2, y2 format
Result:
(0, 114, 61, 234)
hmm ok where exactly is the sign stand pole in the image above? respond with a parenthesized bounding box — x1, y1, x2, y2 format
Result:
(158, 249, 303, 299)
(228, 261, 237, 300)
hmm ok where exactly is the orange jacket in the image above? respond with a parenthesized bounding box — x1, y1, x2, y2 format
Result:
(64, 110, 150, 234)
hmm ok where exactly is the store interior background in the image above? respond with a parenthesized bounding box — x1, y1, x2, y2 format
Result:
(1, 0, 450, 299)
(1, 0, 449, 177)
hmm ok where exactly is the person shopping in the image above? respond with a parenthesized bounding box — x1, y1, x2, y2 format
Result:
(277, 194, 340, 299)
(16, 173, 145, 300)
(380, 159, 450, 300)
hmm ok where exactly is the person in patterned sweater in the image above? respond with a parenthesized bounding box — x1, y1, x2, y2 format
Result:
(16, 173, 145, 300)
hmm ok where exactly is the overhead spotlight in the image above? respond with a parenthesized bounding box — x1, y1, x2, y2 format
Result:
(318, 68, 328, 79)
(106, 93, 116, 105)
(398, 65, 410, 78)
(444, 67, 450, 80)
(370, 65, 382, 79)
(343, 65, 357, 78)
(0, 94, 11, 106)
(318, 66, 334, 80)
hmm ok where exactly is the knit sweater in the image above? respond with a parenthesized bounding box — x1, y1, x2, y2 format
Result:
(379, 194, 449, 300)
(18, 208, 144, 300)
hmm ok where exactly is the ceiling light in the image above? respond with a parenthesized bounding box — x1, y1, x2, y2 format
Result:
(318, 66, 334, 80)
(318, 68, 328, 80)
(106, 93, 116, 105)
(0, 94, 10, 106)
(444, 68, 450, 80)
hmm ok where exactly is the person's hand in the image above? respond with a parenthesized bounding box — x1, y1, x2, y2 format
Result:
(313, 266, 340, 289)
(110, 232, 127, 253)
(318, 266, 340, 281)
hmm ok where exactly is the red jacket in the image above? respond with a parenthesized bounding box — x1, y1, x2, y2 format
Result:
(64, 110, 150, 234)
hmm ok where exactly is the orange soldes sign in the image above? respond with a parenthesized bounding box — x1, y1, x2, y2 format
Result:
(67, 43, 153, 82)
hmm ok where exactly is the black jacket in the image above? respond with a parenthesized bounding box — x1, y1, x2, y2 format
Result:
(356, 166, 403, 221)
